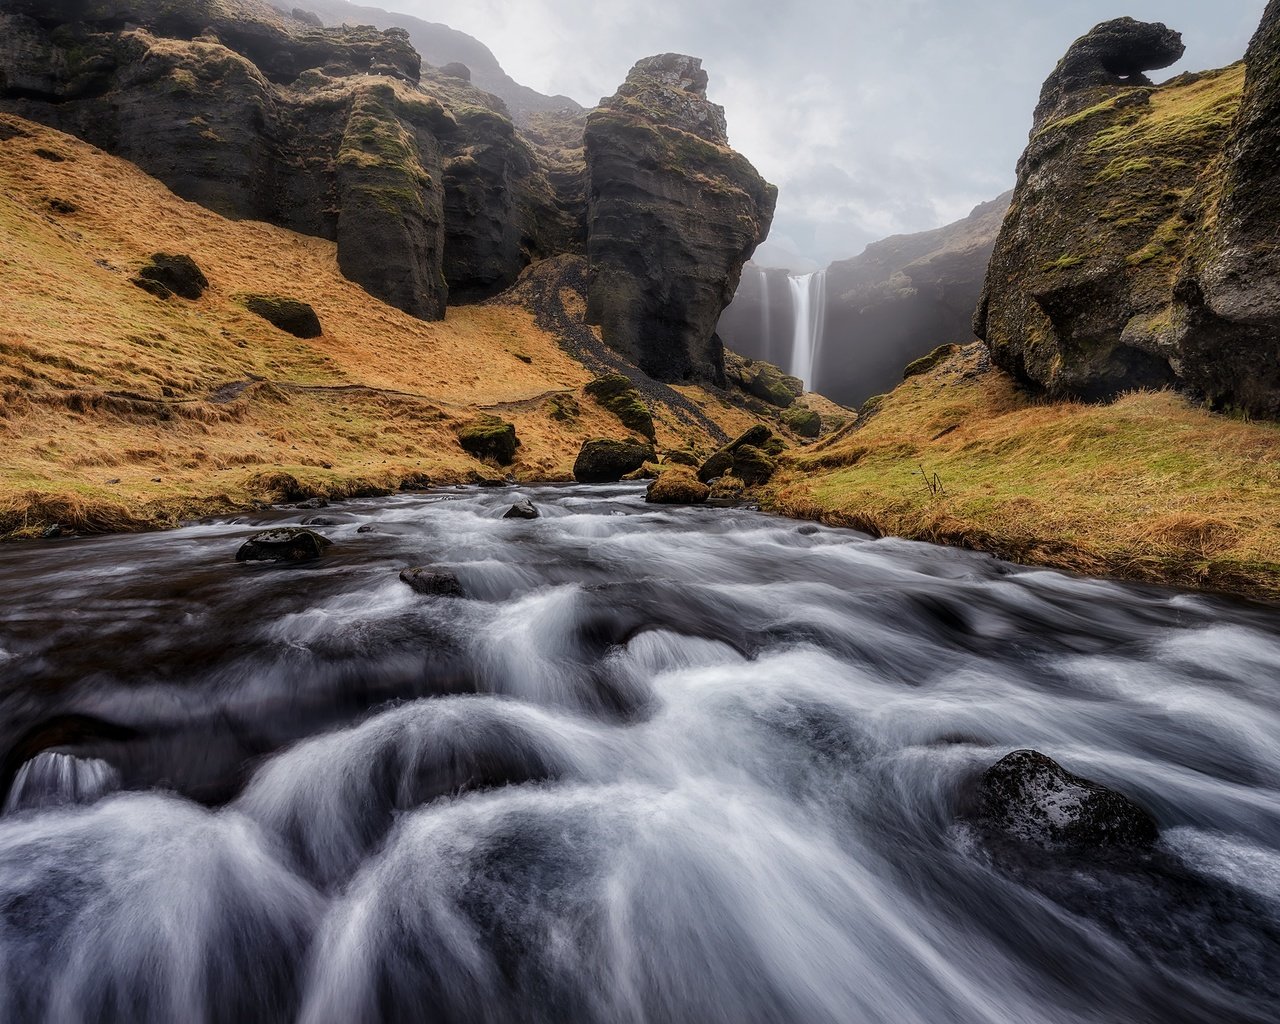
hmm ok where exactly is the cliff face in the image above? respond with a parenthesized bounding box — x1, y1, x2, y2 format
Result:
(583, 55, 777, 383)
(977, 10, 1280, 417)
(1, 5, 765, 386)
(0, 0, 568, 319)
(273, 0, 583, 122)
(716, 194, 1010, 407)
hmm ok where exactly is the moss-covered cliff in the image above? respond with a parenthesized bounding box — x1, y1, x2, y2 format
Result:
(977, 10, 1280, 418)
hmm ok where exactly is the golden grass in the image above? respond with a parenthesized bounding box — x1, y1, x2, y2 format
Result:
(765, 347, 1280, 601)
(0, 114, 755, 535)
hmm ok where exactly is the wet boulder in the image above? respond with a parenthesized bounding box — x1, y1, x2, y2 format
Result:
(399, 567, 464, 597)
(645, 467, 709, 505)
(573, 438, 656, 483)
(236, 528, 332, 563)
(977, 749, 1158, 851)
(502, 498, 540, 520)
(131, 253, 208, 301)
(458, 417, 520, 466)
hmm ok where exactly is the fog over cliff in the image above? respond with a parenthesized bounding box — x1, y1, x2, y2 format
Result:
(387, 0, 1263, 264)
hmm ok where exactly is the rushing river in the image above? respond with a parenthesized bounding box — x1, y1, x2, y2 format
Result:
(0, 484, 1277, 1024)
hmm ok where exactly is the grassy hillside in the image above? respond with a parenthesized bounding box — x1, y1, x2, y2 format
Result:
(768, 346, 1280, 601)
(0, 114, 765, 535)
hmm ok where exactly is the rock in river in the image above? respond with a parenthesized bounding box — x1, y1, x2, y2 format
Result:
(399, 567, 465, 597)
(235, 528, 332, 563)
(977, 749, 1158, 851)
(502, 499, 540, 520)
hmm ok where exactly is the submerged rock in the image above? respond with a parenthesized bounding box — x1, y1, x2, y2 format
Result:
(503, 499, 540, 520)
(235, 528, 332, 563)
(399, 567, 464, 597)
(573, 438, 656, 483)
(977, 749, 1158, 851)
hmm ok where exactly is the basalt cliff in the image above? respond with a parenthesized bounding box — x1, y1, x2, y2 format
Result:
(0, 0, 773, 382)
(976, 9, 1280, 418)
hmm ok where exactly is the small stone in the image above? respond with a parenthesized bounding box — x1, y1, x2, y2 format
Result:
(357, 525, 376, 534)
(503, 498, 540, 520)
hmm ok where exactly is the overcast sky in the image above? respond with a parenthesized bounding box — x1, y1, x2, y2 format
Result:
(397, 1, 1266, 265)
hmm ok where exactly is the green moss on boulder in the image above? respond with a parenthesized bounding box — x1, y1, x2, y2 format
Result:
(584, 374, 656, 440)
(573, 438, 656, 483)
(781, 405, 821, 438)
(458, 416, 519, 465)
(697, 424, 772, 482)
(646, 467, 710, 504)
(903, 344, 961, 380)
(730, 445, 777, 486)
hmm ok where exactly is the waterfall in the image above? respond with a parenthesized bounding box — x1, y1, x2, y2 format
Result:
(787, 270, 827, 390)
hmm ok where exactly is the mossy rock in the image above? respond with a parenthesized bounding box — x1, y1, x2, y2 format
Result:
(781, 405, 822, 438)
(697, 425, 772, 483)
(458, 416, 520, 465)
(646, 467, 710, 505)
(242, 295, 323, 339)
(573, 438, 656, 483)
(131, 253, 208, 301)
(546, 393, 580, 421)
(904, 344, 961, 380)
(584, 374, 656, 440)
(725, 353, 803, 409)
(731, 445, 777, 486)
(662, 448, 701, 468)
(859, 393, 889, 417)
(707, 475, 746, 501)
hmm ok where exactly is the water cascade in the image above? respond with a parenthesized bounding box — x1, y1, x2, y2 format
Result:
(788, 270, 827, 390)
(0, 485, 1277, 1023)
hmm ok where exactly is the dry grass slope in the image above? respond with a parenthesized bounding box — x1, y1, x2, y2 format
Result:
(768, 346, 1280, 601)
(0, 115, 758, 535)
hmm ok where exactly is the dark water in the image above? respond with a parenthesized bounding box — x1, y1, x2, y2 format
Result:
(0, 484, 1278, 1024)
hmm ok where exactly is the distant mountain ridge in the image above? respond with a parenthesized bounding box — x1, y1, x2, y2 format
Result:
(275, 0, 582, 120)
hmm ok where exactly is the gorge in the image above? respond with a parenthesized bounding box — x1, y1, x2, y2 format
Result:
(0, 1, 1278, 1022)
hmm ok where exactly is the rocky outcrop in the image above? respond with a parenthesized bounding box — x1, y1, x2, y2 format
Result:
(242, 295, 322, 337)
(723, 351, 802, 409)
(977, 9, 1280, 418)
(696, 425, 773, 483)
(457, 416, 519, 465)
(584, 55, 776, 383)
(584, 374, 655, 441)
(0, 0, 562, 319)
(277, 0, 583, 121)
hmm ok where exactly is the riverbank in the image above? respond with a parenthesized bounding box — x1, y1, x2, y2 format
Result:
(766, 345, 1280, 602)
(0, 115, 767, 537)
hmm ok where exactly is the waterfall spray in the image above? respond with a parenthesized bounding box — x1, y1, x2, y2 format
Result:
(787, 270, 827, 390)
